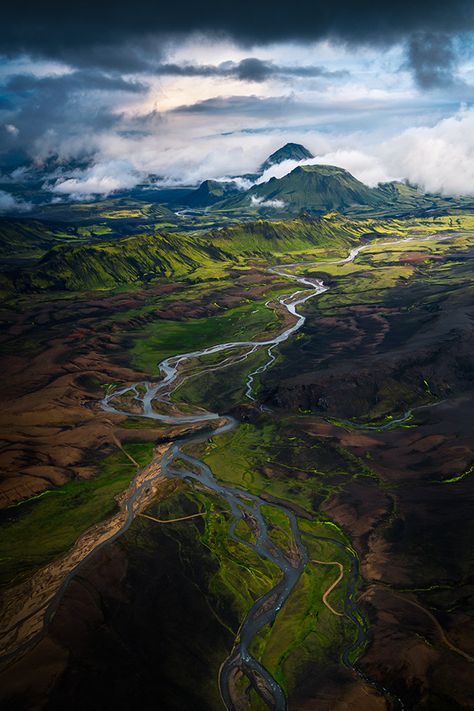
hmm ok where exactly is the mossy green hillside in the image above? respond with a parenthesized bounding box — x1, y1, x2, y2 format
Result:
(6, 213, 474, 297)
(140, 479, 363, 705)
(16, 231, 231, 292)
(249, 557, 351, 697)
(143, 487, 281, 629)
(219, 165, 384, 215)
(213, 163, 474, 218)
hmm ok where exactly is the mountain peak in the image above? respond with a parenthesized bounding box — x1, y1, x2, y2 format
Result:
(260, 143, 314, 172)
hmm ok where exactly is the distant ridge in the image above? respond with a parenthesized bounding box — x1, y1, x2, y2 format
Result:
(185, 179, 239, 207)
(8, 215, 381, 293)
(211, 161, 474, 217)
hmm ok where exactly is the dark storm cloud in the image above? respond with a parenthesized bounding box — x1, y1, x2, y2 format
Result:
(152, 58, 348, 82)
(232, 58, 348, 82)
(408, 33, 461, 88)
(0, 96, 14, 110)
(171, 93, 458, 124)
(5, 71, 146, 94)
(0, 71, 147, 165)
(1, 1, 473, 66)
(171, 95, 312, 116)
(236, 59, 271, 82)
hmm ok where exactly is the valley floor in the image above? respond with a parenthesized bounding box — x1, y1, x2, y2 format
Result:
(1, 218, 474, 709)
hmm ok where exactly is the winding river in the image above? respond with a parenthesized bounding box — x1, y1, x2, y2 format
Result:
(103, 234, 449, 708)
(102, 264, 329, 708)
(5, 231, 457, 703)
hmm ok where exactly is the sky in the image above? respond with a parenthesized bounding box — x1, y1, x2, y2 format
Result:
(1, 0, 474, 206)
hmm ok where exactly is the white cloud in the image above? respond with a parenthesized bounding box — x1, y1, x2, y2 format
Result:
(250, 195, 286, 209)
(31, 105, 474, 198)
(256, 151, 396, 187)
(252, 106, 474, 195)
(5, 124, 19, 137)
(0, 190, 32, 213)
(256, 158, 307, 183)
(52, 160, 140, 198)
(0, 56, 73, 81)
(226, 176, 254, 190)
(4, 32, 470, 197)
(95, 126, 293, 185)
(382, 106, 474, 195)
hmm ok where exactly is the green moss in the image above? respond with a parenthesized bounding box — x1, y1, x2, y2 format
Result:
(0, 442, 155, 587)
(131, 299, 283, 374)
(261, 505, 294, 557)
(18, 231, 232, 292)
(234, 518, 257, 545)
(198, 499, 281, 620)
(440, 462, 474, 484)
(146, 487, 281, 629)
(190, 420, 382, 517)
(250, 541, 351, 694)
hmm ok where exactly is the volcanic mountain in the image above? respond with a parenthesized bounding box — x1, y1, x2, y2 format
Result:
(219, 164, 383, 214)
(260, 142, 314, 172)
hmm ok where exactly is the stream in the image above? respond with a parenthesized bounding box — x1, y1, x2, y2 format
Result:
(102, 236, 432, 708)
(102, 266, 329, 708)
(1, 230, 466, 706)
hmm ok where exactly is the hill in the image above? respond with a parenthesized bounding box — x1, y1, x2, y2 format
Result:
(0, 219, 72, 259)
(184, 180, 240, 208)
(8, 212, 465, 295)
(6, 214, 387, 293)
(218, 164, 383, 215)
(14, 232, 230, 292)
(29, 198, 179, 225)
(205, 213, 381, 255)
(213, 164, 474, 218)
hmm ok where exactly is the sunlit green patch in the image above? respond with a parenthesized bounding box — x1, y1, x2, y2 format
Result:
(187, 420, 381, 518)
(249, 535, 355, 697)
(130, 299, 284, 374)
(440, 462, 474, 484)
(234, 517, 257, 545)
(0, 442, 154, 587)
(147, 486, 281, 627)
(261, 505, 294, 557)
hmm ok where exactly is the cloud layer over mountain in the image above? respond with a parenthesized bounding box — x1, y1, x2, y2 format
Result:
(0, 1, 473, 198)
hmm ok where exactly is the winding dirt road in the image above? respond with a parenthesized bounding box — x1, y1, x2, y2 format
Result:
(312, 559, 344, 617)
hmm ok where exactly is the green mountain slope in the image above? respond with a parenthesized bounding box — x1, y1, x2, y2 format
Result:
(206, 214, 378, 255)
(373, 181, 468, 214)
(6, 214, 381, 293)
(218, 165, 383, 215)
(213, 163, 474, 218)
(8, 212, 454, 296)
(16, 232, 230, 291)
(0, 219, 80, 259)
